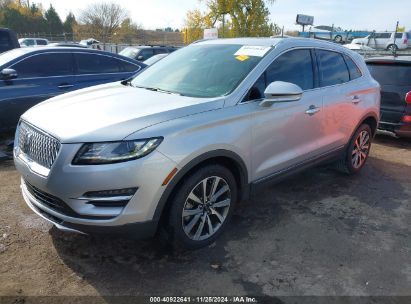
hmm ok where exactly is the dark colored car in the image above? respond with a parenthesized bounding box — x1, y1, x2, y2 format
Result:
(0, 47, 146, 132)
(119, 45, 178, 61)
(366, 56, 411, 138)
(0, 28, 19, 53)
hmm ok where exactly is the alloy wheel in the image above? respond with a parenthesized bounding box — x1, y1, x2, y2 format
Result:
(182, 176, 231, 241)
(351, 130, 370, 169)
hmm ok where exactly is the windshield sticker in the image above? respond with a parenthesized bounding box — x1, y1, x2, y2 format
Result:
(235, 54, 250, 61)
(234, 45, 271, 57)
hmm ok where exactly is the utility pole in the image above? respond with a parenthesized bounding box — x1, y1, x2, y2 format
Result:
(393, 20, 399, 56)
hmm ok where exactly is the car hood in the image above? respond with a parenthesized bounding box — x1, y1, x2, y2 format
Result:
(21, 82, 224, 143)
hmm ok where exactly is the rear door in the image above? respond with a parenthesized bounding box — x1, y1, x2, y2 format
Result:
(74, 53, 141, 89)
(0, 52, 75, 130)
(367, 61, 411, 124)
(315, 49, 365, 152)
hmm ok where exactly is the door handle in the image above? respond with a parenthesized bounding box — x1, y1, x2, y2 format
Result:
(58, 84, 74, 89)
(350, 95, 361, 104)
(305, 105, 320, 116)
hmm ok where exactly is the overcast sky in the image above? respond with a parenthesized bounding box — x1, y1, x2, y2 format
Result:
(37, 0, 411, 32)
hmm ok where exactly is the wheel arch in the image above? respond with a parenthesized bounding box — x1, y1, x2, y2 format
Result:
(152, 149, 250, 222)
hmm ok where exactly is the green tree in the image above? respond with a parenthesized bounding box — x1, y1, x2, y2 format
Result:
(44, 4, 63, 34)
(207, 0, 277, 37)
(63, 12, 76, 34)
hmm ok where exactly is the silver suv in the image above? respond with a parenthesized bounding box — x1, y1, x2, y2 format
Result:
(14, 38, 380, 249)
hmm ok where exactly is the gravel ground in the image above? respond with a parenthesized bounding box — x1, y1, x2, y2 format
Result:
(0, 134, 410, 301)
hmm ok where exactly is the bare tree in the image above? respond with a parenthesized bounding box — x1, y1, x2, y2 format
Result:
(79, 2, 128, 43)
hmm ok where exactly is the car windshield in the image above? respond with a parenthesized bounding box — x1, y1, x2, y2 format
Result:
(119, 47, 139, 59)
(130, 44, 266, 98)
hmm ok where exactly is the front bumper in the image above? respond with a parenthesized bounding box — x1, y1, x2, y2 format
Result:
(15, 142, 178, 234)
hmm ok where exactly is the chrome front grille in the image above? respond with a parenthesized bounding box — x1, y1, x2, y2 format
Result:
(18, 121, 61, 169)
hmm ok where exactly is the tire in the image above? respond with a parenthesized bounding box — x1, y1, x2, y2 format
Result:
(336, 124, 372, 175)
(334, 35, 343, 43)
(387, 44, 398, 52)
(166, 164, 238, 250)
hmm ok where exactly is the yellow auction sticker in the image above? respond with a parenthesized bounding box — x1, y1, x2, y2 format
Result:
(235, 54, 249, 61)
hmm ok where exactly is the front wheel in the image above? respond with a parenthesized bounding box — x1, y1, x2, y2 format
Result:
(336, 124, 372, 175)
(167, 164, 237, 249)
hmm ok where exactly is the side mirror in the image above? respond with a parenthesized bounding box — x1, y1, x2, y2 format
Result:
(1, 68, 17, 80)
(137, 55, 144, 61)
(259, 81, 303, 107)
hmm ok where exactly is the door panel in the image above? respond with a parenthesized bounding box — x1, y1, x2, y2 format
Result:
(250, 91, 323, 180)
(0, 52, 75, 131)
(249, 48, 323, 181)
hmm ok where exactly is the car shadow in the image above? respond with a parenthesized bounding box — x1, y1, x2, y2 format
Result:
(374, 133, 411, 149)
(49, 154, 410, 297)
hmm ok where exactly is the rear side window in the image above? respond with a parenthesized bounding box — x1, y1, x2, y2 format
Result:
(118, 60, 140, 73)
(317, 50, 349, 87)
(375, 33, 391, 39)
(75, 53, 121, 74)
(367, 63, 411, 86)
(395, 33, 403, 39)
(11, 53, 73, 78)
(36, 39, 47, 45)
(344, 55, 362, 80)
(138, 49, 154, 60)
(154, 48, 168, 55)
(266, 49, 314, 90)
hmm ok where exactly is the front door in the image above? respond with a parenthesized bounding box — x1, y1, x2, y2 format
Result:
(248, 49, 324, 181)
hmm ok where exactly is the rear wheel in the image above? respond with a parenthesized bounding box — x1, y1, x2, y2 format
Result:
(387, 44, 398, 52)
(336, 124, 372, 175)
(167, 164, 237, 249)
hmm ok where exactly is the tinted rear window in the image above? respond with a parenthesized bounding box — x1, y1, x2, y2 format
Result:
(317, 50, 349, 86)
(367, 63, 411, 86)
(344, 55, 362, 80)
(0, 31, 11, 52)
(75, 53, 121, 74)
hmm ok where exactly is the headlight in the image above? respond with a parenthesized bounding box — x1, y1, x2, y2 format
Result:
(72, 137, 163, 165)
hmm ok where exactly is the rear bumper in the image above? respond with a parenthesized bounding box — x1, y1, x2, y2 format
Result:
(379, 121, 411, 138)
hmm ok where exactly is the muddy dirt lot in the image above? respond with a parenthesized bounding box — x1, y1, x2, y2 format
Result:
(0, 134, 410, 301)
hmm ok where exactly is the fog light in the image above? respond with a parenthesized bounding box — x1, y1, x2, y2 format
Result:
(83, 187, 138, 198)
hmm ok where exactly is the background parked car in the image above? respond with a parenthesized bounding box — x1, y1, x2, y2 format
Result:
(18, 38, 49, 47)
(119, 45, 178, 61)
(143, 53, 169, 66)
(0, 47, 146, 132)
(0, 28, 19, 53)
(352, 32, 408, 52)
(366, 56, 411, 138)
(48, 42, 88, 48)
(308, 25, 350, 43)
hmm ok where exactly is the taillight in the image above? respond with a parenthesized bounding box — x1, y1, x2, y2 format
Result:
(406, 92, 411, 104)
(402, 115, 411, 123)
(404, 38, 408, 45)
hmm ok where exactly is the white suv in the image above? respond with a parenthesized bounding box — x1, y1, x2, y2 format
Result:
(352, 32, 408, 51)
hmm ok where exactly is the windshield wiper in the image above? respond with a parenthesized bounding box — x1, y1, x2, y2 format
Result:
(134, 85, 183, 96)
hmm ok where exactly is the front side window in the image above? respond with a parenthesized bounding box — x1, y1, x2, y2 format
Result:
(266, 49, 314, 90)
(131, 44, 266, 98)
(317, 50, 349, 87)
(75, 53, 121, 74)
(11, 53, 73, 78)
